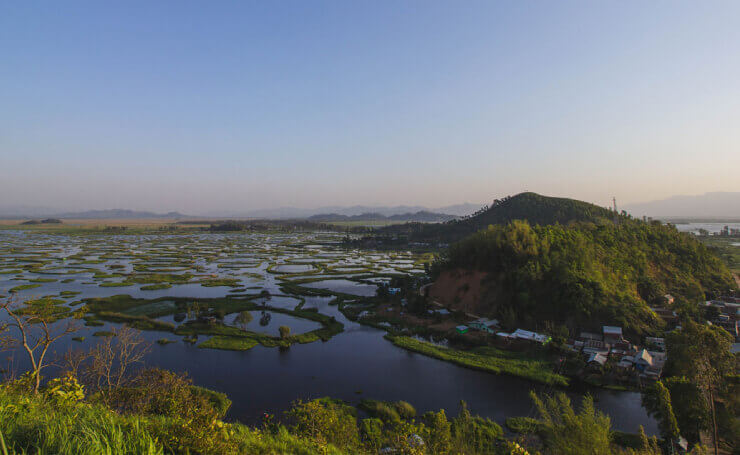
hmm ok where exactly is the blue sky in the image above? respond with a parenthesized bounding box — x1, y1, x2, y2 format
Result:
(2, 1, 739, 213)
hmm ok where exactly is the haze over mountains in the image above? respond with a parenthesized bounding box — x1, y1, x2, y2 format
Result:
(2, 192, 738, 220)
(0, 204, 483, 220)
(623, 192, 740, 218)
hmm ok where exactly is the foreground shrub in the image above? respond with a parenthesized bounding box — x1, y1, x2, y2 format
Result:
(287, 398, 360, 450)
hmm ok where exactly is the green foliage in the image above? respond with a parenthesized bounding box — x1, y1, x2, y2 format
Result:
(422, 410, 452, 454)
(641, 381, 680, 442)
(387, 335, 568, 386)
(359, 418, 384, 452)
(451, 401, 502, 454)
(662, 377, 708, 444)
(380, 192, 620, 244)
(531, 391, 612, 455)
(43, 374, 85, 405)
(434, 220, 735, 335)
(287, 398, 360, 450)
(198, 336, 258, 351)
(359, 399, 402, 423)
(505, 416, 542, 434)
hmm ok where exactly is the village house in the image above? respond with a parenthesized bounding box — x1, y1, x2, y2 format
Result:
(644, 337, 666, 351)
(587, 352, 607, 367)
(602, 326, 623, 345)
(468, 318, 499, 333)
(511, 329, 550, 345)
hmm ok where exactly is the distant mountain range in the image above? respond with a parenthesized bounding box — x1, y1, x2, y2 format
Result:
(55, 209, 188, 219)
(3, 193, 739, 221)
(0, 208, 187, 219)
(623, 192, 740, 218)
(307, 211, 457, 223)
(217, 203, 482, 219)
(0, 204, 481, 220)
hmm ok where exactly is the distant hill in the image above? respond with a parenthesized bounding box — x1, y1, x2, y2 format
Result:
(378, 192, 618, 244)
(216, 203, 483, 219)
(56, 209, 187, 219)
(308, 211, 456, 223)
(624, 192, 740, 218)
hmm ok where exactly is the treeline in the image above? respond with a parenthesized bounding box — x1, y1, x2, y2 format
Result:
(431, 220, 736, 336)
(308, 211, 456, 223)
(200, 220, 370, 233)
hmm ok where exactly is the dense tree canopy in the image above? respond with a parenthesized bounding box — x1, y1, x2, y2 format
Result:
(432, 220, 736, 336)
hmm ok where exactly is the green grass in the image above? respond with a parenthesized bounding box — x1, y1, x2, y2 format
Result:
(93, 331, 116, 337)
(198, 336, 259, 351)
(99, 281, 135, 288)
(0, 387, 342, 455)
(140, 283, 172, 291)
(97, 311, 175, 332)
(8, 284, 41, 292)
(386, 335, 569, 386)
(199, 278, 242, 287)
(59, 291, 81, 297)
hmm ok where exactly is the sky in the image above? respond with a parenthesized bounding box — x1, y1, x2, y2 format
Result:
(1, 1, 739, 215)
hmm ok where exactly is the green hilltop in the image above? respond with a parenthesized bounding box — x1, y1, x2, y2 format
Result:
(379, 192, 620, 244)
(430, 219, 736, 337)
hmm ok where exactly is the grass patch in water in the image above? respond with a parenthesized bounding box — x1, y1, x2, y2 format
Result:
(93, 331, 116, 337)
(99, 281, 135, 288)
(385, 335, 568, 387)
(198, 336, 259, 351)
(198, 278, 242, 287)
(97, 311, 175, 332)
(60, 290, 81, 297)
(9, 283, 42, 292)
(141, 283, 172, 291)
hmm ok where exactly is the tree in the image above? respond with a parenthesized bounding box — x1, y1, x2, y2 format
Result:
(531, 391, 612, 455)
(663, 377, 709, 444)
(0, 295, 80, 393)
(642, 381, 679, 443)
(234, 311, 253, 330)
(423, 409, 451, 454)
(75, 326, 151, 400)
(666, 320, 734, 453)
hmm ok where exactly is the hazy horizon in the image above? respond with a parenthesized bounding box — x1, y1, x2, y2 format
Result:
(3, 1, 739, 213)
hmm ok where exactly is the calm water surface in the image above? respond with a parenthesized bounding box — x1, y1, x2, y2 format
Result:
(0, 231, 657, 433)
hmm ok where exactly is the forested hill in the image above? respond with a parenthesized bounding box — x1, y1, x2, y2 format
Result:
(430, 220, 737, 337)
(378, 192, 619, 244)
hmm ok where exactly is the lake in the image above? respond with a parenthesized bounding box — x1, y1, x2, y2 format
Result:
(0, 230, 657, 434)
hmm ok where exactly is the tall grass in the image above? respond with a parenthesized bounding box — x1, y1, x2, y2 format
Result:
(0, 390, 163, 454)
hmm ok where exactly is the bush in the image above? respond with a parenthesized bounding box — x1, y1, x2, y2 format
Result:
(287, 398, 360, 450)
(394, 400, 417, 420)
(359, 399, 401, 423)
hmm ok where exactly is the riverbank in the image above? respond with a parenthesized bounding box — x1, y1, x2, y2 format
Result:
(385, 335, 569, 387)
